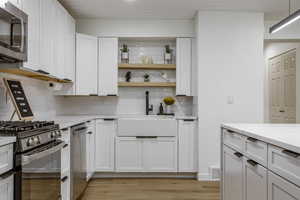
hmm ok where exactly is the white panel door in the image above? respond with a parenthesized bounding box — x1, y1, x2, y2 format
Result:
(223, 145, 244, 200)
(22, 0, 40, 71)
(176, 38, 192, 96)
(178, 120, 197, 172)
(268, 171, 300, 200)
(269, 50, 296, 123)
(98, 38, 118, 96)
(115, 137, 143, 172)
(40, 0, 56, 75)
(244, 159, 267, 200)
(143, 137, 177, 172)
(95, 119, 116, 172)
(76, 33, 98, 96)
(0, 174, 13, 200)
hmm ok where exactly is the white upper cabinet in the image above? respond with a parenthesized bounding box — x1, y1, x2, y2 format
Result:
(40, 0, 56, 75)
(64, 13, 76, 81)
(98, 38, 118, 96)
(76, 33, 98, 96)
(21, 0, 40, 71)
(176, 38, 192, 96)
(178, 120, 197, 172)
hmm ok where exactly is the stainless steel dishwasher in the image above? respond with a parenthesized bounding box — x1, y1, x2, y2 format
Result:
(71, 123, 88, 200)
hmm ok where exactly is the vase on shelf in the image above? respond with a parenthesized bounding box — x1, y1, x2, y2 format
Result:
(120, 44, 129, 64)
(164, 45, 172, 64)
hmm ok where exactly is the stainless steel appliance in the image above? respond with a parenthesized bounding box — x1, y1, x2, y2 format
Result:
(0, 121, 65, 200)
(0, 1, 27, 63)
(71, 123, 88, 200)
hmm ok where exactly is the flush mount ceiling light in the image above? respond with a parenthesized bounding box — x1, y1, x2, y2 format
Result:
(270, 0, 300, 34)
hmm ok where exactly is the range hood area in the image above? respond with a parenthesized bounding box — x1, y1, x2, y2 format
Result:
(0, 64, 72, 83)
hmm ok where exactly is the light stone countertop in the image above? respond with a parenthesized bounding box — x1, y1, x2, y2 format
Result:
(222, 123, 300, 154)
(55, 115, 198, 129)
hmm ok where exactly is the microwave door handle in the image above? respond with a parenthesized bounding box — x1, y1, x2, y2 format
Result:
(20, 18, 24, 52)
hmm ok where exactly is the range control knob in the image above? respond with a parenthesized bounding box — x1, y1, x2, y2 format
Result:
(27, 138, 35, 147)
(50, 132, 56, 139)
(33, 136, 40, 144)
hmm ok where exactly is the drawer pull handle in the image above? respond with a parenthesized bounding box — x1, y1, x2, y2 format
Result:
(227, 130, 235, 133)
(247, 137, 258, 142)
(61, 128, 68, 131)
(234, 152, 243, 158)
(282, 150, 300, 158)
(104, 119, 115, 121)
(87, 131, 93, 135)
(63, 144, 69, 148)
(136, 136, 158, 139)
(247, 160, 258, 167)
(61, 176, 68, 182)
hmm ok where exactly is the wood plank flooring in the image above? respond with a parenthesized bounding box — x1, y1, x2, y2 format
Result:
(81, 179, 220, 200)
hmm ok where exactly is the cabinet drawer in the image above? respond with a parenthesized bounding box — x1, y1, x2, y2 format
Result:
(268, 171, 300, 200)
(223, 129, 245, 152)
(0, 173, 14, 200)
(245, 137, 268, 167)
(0, 144, 13, 175)
(268, 145, 300, 187)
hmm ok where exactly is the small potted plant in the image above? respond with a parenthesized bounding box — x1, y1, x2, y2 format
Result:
(144, 73, 150, 82)
(120, 44, 129, 63)
(164, 45, 172, 64)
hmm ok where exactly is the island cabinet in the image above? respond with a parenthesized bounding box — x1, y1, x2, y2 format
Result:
(221, 126, 300, 200)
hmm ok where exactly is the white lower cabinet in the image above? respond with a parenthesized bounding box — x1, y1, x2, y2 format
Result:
(116, 137, 177, 172)
(61, 128, 70, 200)
(0, 174, 14, 200)
(244, 158, 267, 200)
(268, 171, 300, 200)
(223, 145, 244, 200)
(178, 120, 197, 172)
(86, 121, 96, 180)
(143, 138, 177, 172)
(116, 137, 143, 172)
(95, 119, 116, 172)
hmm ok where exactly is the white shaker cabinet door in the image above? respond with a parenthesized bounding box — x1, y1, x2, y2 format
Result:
(223, 145, 244, 200)
(244, 158, 267, 200)
(76, 33, 98, 96)
(176, 38, 192, 96)
(22, 0, 40, 71)
(64, 13, 76, 82)
(143, 137, 177, 172)
(98, 38, 118, 96)
(178, 120, 197, 172)
(116, 137, 143, 172)
(268, 171, 300, 200)
(86, 122, 96, 180)
(0, 174, 14, 200)
(95, 119, 116, 172)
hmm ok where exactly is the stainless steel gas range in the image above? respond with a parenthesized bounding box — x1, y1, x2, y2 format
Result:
(0, 121, 65, 200)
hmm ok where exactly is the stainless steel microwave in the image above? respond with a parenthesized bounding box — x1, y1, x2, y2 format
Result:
(0, 1, 27, 63)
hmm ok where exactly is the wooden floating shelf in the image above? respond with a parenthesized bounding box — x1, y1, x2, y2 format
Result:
(0, 68, 72, 83)
(118, 82, 176, 87)
(118, 63, 176, 70)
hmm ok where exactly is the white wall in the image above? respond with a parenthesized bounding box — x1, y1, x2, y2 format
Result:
(76, 19, 194, 37)
(195, 11, 265, 180)
(264, 42, 300, 122)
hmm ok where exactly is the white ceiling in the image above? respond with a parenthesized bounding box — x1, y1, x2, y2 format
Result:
(58, 0, 300, 20)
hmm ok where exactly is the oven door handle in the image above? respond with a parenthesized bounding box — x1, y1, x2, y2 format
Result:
(21, 141, 65, 166)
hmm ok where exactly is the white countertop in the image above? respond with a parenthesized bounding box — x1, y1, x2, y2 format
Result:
(0, 137, 16, 147)
(55, 115, 197, 129)
(222, 123, 300, 154)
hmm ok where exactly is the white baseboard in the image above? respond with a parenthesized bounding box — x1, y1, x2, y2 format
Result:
(93, 172, 197, 179)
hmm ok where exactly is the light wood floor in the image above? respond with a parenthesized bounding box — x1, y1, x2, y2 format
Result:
(81, 179, 220, 200)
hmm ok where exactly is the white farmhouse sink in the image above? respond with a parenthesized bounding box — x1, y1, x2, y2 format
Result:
(118, 116, 177, 137)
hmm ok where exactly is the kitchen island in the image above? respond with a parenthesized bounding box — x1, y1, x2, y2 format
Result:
(221, 123, 300, 200)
